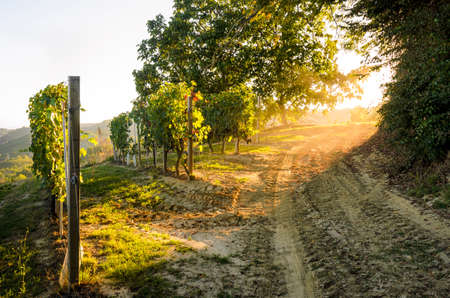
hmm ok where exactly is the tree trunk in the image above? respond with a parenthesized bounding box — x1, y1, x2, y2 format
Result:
(175, 148, 182, 177)
(234, 137, 240, 155)
(137, 126, 141, 167)
(152, 141, 157, 167)
(50, 193, 57, 218)
(208, 138, 214, 153)
(256, 118, 260, 144)
(279, 103, 288, 126)
(162, 144, 168, 174)
(221, 137, 226, 154)
(112, 144, 117, 161)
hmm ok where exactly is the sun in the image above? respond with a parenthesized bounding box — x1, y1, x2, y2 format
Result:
(336, 50, 391, 109)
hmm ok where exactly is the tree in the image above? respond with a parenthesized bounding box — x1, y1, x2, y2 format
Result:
(134, 0, 347, 122)
(199, 84, 256, 154)
(27, 83, 67, 218)
(146, 82, 209, 176)
(109, 113, 132, 163)
(343, 0, 449, 162)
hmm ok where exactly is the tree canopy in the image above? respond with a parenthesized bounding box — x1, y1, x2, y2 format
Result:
(342, 0, 449, 162)
(133, 0, 357, 123)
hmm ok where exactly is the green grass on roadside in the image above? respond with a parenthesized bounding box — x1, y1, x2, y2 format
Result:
(86, 224, 184, 296)
(0, 179, 45, 240)
(80, 162, 192, 295)
(81, 164, 141, 197)
(0, 232, 43, 297)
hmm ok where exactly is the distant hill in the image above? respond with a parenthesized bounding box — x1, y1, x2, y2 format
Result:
(0, 120, 111, 161)
(0, 128, 9, 138)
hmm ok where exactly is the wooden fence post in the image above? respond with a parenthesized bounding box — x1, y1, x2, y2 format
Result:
(59, 101, 69, 238)
(187, 93, 193, 179)
(67, 76, 81, 290)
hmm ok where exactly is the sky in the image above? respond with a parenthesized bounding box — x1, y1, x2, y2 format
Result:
(335, 51, 390, 109)
(0, 0, 173, 129)
(0, 0, 388, 129)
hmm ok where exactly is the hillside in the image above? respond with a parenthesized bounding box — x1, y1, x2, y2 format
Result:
(0, 120, 111, 160)
(0, 120, 112, 183)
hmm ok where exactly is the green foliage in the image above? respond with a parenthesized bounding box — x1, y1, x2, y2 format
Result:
(27, 83, 67, 201)
(408, 174, 442, 198)
(131, 97, 154, 158)
(0, 232, 42, 297)
(109, 113, 132, 162)
(134, 0, 346, 121)
(433, 185, 450, 209)
(146, 82, 209, 174)
(199, 84, 256, 147)
(0, 183, 13, 200)
(345, 0, 450, 162)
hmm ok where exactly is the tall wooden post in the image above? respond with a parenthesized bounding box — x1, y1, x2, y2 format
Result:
(187, 93, 193, 178)
(60, 101, 68, 238)
(67, 76, 80, 290)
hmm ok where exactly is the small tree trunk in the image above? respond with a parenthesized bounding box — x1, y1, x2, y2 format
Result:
(126, 152, 131, 166)
(187, 95, 193, 177)
(208, 138, 214, 153)
(152, 141, 157, 167)
(234, 137, 240, 155)
(175, 148, 182, 177)
(112, 144, 117, 161)
(162, 144, 168, 174)
(221, 137, 226, 154)
(279, 103, 288, 126)
(50, 193, 57, 218)
(256, 118, 260, 144)
(137, 126, 141, 167)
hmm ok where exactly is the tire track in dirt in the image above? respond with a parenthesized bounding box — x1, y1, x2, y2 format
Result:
(294, 153, 450, 296)
(272, 149, 316, 298)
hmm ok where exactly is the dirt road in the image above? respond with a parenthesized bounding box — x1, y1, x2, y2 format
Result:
(169, 123, 449, 297)
(70, 123, 449, 297)
(252, 124, 449, 297)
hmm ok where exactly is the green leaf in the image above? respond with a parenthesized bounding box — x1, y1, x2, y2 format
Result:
(88, 137, 98, 146)
(80, 147, 87, 157)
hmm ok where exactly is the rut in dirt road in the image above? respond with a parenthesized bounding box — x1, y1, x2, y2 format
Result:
(290, 148, 450, 296)
(272, 150, 316, 298)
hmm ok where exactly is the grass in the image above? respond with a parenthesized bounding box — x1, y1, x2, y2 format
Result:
(407, 174, 442, 198)
(80, 164, 171, 225)
(0, 183, 13, 201)
(433, 184, 450, 209)
(85, 224, 185, 296)
(0, 179, 45, 240)
(79, 162, 194, 295)
(0, 231, 43, 297)
(81, 163, 141, 197)
(407, 174, 449, 209)
(201, 253, 231, 264)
